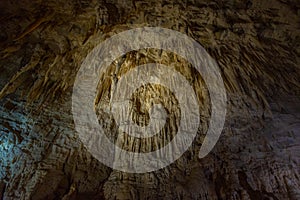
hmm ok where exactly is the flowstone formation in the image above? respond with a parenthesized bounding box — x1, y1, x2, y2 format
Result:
(0, 0, 299, 199)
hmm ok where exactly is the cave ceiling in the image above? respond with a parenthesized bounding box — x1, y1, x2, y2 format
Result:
(0, 0, 299, 199)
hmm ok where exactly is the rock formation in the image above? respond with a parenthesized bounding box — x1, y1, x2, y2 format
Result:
(0, 0, 299, 199)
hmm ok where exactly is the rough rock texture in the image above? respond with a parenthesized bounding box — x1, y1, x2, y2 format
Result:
(0, 0, 299, 199)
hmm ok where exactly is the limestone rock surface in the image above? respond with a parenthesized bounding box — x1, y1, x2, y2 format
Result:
(0, 0, 299, 199)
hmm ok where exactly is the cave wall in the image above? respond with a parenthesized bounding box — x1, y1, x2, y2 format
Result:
(0, 0, 299, 199)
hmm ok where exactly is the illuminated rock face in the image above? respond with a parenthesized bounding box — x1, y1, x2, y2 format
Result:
(0, 0, 299, 199)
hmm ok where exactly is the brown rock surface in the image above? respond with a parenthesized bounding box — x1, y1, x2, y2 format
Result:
(0, 0, 299, 199)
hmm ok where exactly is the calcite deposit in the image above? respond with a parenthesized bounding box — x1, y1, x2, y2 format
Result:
(0, 0, 299, 199)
